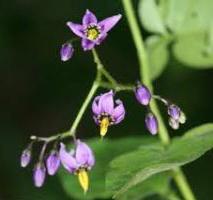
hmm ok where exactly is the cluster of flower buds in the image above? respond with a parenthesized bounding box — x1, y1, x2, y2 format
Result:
(60, 9, 122, 61)
(20, 139, 95, 193)
(134, 82, 186, 134)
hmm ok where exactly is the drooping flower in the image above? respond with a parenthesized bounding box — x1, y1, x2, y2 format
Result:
(59, 140, 95, 193)
(20, 148, 32, 168)
(46, 150, 61, 176)
(66, 9, 122, 51)
(167, 104, 186, 130)
(60, 43, 74, 61)
(33, 163, 46, 188)
(145, 112, 158, 135)
(92, 90, 125, 137)
(135, 83, 152, 106)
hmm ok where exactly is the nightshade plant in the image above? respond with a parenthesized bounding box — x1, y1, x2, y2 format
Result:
(20, 1, 213, 200)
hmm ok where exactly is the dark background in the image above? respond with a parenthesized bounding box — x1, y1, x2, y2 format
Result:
(0, 0, 213, 199)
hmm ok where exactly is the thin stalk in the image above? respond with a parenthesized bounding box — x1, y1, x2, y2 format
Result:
(122, 1, 196, 200)
(92, 49, 118, 87)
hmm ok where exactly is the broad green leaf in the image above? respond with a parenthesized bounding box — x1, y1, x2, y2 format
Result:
(173, 32, 213, 68)
(58, 137, 155, 200)
(118, 173, 171, 200)
(106, 123, 213, 198)
(146, 35, 170, 80)
(138, 0, 166, 34)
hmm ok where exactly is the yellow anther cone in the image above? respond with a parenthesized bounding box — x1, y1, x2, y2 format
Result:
(78, 169, 89, 194)
(100, 117, 110, 137)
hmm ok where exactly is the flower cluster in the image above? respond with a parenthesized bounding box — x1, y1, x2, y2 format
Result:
(20, 139, 94, 192)
(134, 82, 186, 134)
(60, 10, 122, 61)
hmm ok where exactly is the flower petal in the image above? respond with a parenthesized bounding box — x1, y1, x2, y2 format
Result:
(99, 90, 114, 115)
(59, 143, 78, 173)
(98, 14, 122, 33)
(66, 22, 84, 38)
(95, 33, 108, 45)
(83, 9, 98, 25)
(112, 99, 125, 120)
(92, 95, 101, 115)
(75, 140, 95, 168)
(114, 113, 125, 124)
(81, 38, 96, 51)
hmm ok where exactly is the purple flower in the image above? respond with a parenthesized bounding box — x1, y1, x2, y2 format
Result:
(20, 148, 31, 168)
(66, 9, 122, 51)
(60, 43, 74, 61)
(33, 163, 46, 188)
(168, 104, 181, 120)
(145, 113, 158, 135)
(135, 84, 151, 106)
(92, 90, 125, 137)
(168, 104, 186, 129)
(59, 141, 95, 193)
(46, 151, 61, 176)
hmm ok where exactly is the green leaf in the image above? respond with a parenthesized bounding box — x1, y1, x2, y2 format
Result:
(106, 123, 213, 198)
(146, 35, 170, 80)
(138, 0, 166, 34)
(118, 173, 171, 200)
(173, 32, 213, 68)
(58, 137, 155, 200)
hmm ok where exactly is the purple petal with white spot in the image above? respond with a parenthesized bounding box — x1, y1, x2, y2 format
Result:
(99, 90, 114, 115)
(75, 140, 95, 169)
(98, 14, 122, 33)
(112, 100, 125, 121)
(92, 95, 101, 115)
(46, 151, 61, 176)
(66, 22, 84, 38)
(81, 38, 96, 51)
(33, 163, 46, 188)
(83, 9, 98, 25)
(95, 33, 108, 45)
(59, 143, 78, 173)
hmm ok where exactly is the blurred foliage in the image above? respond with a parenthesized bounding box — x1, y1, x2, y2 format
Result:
(139, 0, 213, 77)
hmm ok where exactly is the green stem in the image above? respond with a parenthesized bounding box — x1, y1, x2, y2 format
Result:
(92, 49, 118, 87)
(122, 1, 196, 200)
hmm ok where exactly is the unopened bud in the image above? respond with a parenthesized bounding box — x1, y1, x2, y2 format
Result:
(135, 83, 151, 106)
(60, 43, 74, 62)
(46, 151, 60, 176)
(145, 113, 158, 135)
(33, 163, 46, 188)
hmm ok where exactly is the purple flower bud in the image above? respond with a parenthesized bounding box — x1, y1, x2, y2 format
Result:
(135, 84, 151, 106)
(46, 151, 61, 176)
(145, 113, 158, 135)
(20, 148, 31, 168)
(169, 118, 180, 130)
(168, 104, 181, 120)
(33, 163, 46, 188)
(60, 43, 74, 61)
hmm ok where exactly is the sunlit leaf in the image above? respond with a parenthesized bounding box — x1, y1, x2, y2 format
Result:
(106, 124, 213, 198)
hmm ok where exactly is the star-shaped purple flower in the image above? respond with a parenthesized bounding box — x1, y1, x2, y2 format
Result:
(66, 9, 122, 51)
(92, 90, 125, 137)
(59, 140, 95, 193)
